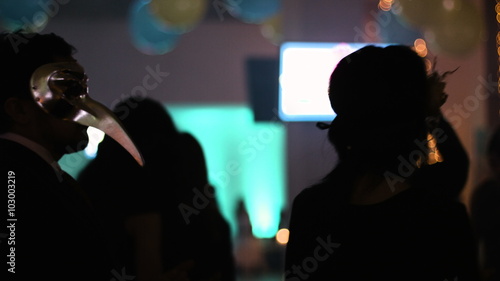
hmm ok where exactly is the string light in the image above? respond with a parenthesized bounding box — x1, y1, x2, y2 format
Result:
(378, 0, 393, 11)
(413, 38, 428, 57)
(410, 37, 444, 164)
(411, 38, 435, 72)
(427, 134, 444, 165)
(496, 1, 500, 97)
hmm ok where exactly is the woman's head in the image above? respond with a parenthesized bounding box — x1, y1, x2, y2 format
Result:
(327, 45, 429, 173)
(113, 97, 178, 147)
(95, 97, 179, 167)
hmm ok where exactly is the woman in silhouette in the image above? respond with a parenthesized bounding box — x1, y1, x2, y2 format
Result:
(284, 45, 479, 280)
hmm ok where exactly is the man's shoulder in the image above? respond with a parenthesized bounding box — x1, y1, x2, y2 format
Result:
(0, 138, 62, 187)
(0, 138, 39, 162)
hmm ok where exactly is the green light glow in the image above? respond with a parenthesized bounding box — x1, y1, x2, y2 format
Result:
(167, 104, 286, 239)
(59, 104, 286, 239)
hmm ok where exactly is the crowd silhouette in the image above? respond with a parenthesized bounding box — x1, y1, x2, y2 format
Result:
(78, 97, 235, 281)
(2, 30, 498, 281)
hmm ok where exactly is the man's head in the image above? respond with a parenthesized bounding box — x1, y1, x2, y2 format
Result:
(0, 31, 90, 158)
(0, 31, 143, 165)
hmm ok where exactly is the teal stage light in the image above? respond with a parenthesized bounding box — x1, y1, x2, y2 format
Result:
(167, 104, 286, 239)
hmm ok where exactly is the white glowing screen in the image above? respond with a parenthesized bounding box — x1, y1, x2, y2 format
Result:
(278, 42, 391, 122)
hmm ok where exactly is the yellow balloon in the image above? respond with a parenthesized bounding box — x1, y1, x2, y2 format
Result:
(425, 0, 485, 57)
(396, 0, 441, 27)
(260, 13, 283, 45)
(149, 0, 208, 33)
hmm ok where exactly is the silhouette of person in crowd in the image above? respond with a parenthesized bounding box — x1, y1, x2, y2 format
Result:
(0, 31, 142, 280)
(174, 130, 236, 281)
(470, 125, 500, 281)
(284, 45, 480, 280)
(78, 97, 235, 281)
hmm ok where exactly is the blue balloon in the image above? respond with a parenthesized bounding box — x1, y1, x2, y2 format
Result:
(225, 0, 281, 24)
(0, 0, 49, 32)
(128, 0, 181, 55)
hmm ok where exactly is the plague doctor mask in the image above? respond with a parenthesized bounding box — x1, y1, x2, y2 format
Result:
(30, 62, 144, 166)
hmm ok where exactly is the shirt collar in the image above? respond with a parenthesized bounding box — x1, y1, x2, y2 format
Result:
(0, 132, 63, 173)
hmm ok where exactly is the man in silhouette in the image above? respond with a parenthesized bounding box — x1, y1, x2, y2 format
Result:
(0, 31, 142, 281)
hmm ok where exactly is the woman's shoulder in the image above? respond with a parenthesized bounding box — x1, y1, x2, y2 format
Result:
(290, 181, 339, 214)
(295, 181, 333, 199)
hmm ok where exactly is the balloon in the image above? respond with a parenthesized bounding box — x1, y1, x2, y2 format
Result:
(379, 10, 423, 45)
(225, 0, 281, 24)
(424, 0, 485, 57)
(260, 13, 283, 45)
(149, 0, 208, 33)
(396, 0, 441, 28)
(128, 0, 181, 55)
(0, 0, 49, 32)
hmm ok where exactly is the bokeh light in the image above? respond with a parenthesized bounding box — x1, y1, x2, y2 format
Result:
(497, 1, 500, 96)
(260, 13, 283, 45)
(225, 0, 281, 24)
(442, 0, 455, 11)
(427, 133, 444, 165)
(275, 228, 290, 245)
(128, 0, 181, 55)
(378, 0, 394, 12)
(413, 38, 428, 57)
(149, 0, 208, 34)
(423, 0, 484, 57)
(0, 0, 50, 32)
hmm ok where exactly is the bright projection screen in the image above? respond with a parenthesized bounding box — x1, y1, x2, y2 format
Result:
(278, 42, 391, 122)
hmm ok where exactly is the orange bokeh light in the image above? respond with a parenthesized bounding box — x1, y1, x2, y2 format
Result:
(275, 228, 290, 245)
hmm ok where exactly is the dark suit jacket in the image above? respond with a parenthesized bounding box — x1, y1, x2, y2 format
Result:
(0, 138, 116, 281)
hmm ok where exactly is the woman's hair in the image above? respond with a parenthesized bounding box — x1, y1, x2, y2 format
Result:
(325, 45, 430, 181)
(94, 97, 180, 169)
(112, 97, 178, 152)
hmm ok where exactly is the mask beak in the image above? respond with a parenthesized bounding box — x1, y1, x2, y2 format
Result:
(72, 96, 145, 167)
(30, 62, 144, 166)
